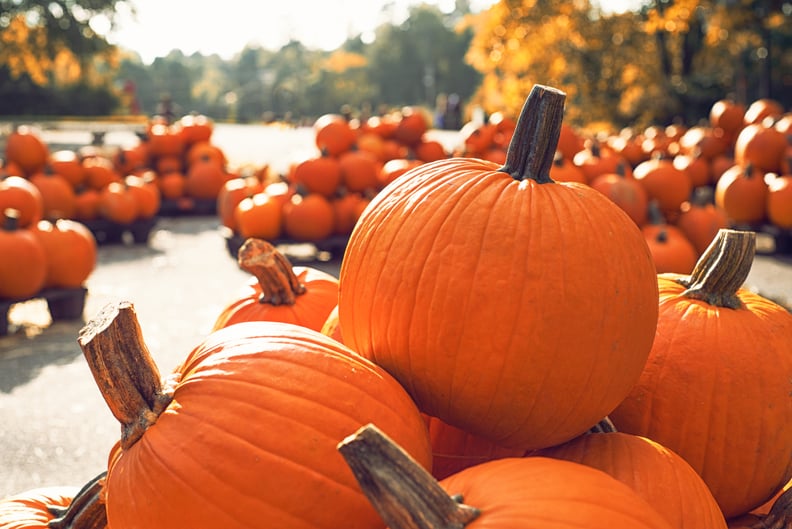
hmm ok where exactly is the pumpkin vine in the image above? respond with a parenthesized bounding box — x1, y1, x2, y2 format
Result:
(238, 238, 306, 305)
(499, 84, 566, 185)
(675, 229, 756, 309)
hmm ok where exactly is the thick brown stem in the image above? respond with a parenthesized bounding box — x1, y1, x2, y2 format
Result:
(499, 84, 566, 184)
(338, 424, 480, 529)
(676, 229, 756, 309)
(77, 301, 174, 450)
(47, 471, 108, 529)
(238, 238, 306, 305)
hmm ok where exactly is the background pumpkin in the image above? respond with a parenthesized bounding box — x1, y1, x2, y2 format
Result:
(0, 209, 47, 299)
(212, 238, 339, 332)
(338, 85, 659, 451)
(31, 218, 97, 289)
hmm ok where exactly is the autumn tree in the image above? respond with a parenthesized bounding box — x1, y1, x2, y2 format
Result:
(0, 0, 130, 114)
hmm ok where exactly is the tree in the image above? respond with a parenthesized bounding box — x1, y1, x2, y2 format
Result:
(0, 0, 130, 114)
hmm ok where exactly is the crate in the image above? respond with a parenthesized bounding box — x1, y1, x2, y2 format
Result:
(222, 228, 349, 263)
(82, 216, 158, 245)
(0, 286, 87, 336)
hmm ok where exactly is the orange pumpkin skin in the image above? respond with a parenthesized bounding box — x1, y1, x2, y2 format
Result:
(4, 126, 49, 176)
(424, 414, 525, 481)
(0, 485, 77, 529)
(610, 276, 792, 519)
(0, 211, 47, 299)
(339, 155, 659, 451)
(438, 457, 675, 529)
(714, 164, 768, 225)
(0, 176, 43, 229)
(767, 174, 792, 229)
(104, 322, 432, 529)
(31, 219, 97, 289)
(537, 432, 728, 529)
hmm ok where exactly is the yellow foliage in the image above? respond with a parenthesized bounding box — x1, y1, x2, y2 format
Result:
(322, 50, 367, 73)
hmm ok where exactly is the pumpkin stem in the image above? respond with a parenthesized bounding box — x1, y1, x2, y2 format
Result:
(47, 471, 108, 529)
(588, 416, 618, 433)
(78, 301, 175, 450)
(499, 84, 566, 184)
(238, 238, 306, 305)
(754, 487, 791, 529)
(338, 424, 480, 529)
(3, 208, 21, 230)
(675, 229, 756, 309)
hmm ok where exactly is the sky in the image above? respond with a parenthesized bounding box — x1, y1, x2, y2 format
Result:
(102, 0, 640, 65)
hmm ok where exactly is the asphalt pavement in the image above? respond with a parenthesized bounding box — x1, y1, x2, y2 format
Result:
(1, 125, 791, 499)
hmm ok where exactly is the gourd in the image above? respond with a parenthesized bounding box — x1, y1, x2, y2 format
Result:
(212, 238, 339, 333)
(78, 301, 432, 529)
(338, 85, 659, 451)
(610, 229, 792, 519)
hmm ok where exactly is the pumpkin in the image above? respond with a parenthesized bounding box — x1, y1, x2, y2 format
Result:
(633, 156, 693, 218)
(49, 150, 86, 188)
(97, 182, 139, 224)
(589, 164, 649, 226)
(675, 188, 730, 256)
(423, 415, 525, 481)
(314, 114, 357, 157)
(124, 174, 161, 219)
(78, 302, 432, 529)
(537, 429, 728, 529)
(642, 203, 698, 274)
(743, 98, 784, 125)
(82, 156, 121, 191)
(73, 187, 101, 222)
(572, 139, 626, 183)
(212, 238, 339, 332)
(28, 168, 77, 220)
(0, 472, 107, 529)
(714, 163, 769, 225)
(378, 158, 423, 188)
(291, 154, 343, 197)
(31, 218, 97, 289)
(0, 175, 43, 229)
(733, 122, 786, 174)
(609, 229, 792, 519)
(709, 99, 746, 137)
(393, 106, 429, 147)
(179, 113, 214, 145)
(338, 149, 381, 193)
(320, 304, 344, 343)
(548, 152, 587, 184)
(217, 174, 264, 232)
(282, 191, 336, 242)
(766, 173, 792, 229)
(233, 191, 284, 240)
(338, 85, 659, 451)
(339, 424, 675, 529)
(4, 125, 49, 176)
(184, 154, 228, 199)
(0, 209, 47, 299)
(331, 189, 367, 235)
(413, 139, 447, 163)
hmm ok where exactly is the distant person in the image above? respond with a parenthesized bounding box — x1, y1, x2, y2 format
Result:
(156, 93, 179, 124)
(444, 93, 462, 130)
(434, 93, 448, 129)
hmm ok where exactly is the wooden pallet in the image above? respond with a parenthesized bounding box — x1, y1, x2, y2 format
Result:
(0, 286, 87, 336)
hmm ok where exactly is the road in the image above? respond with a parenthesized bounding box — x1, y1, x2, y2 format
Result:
(1, 124, 791, 499)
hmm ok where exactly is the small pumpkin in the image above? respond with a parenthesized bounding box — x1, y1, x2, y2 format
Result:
(610, 229, 792, 519)
(0, 175, 43, 229)
(714, 163, 769, 225)
(281, 191, 336, 242)
(766, 172, 792, 229)
(212, 238, 339, 332)
(31, 218, 97, 289)
(291, 154, 343, 197)
(0, 209, 47, 299)
(28, 167, 77, 220)
(4, 125, 49, 176)
(78, 302, 432, 529)
(314, 114, 357, 157)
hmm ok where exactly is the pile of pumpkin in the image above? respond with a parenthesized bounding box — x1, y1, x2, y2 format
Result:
(218, 106, 450, 243)
(458, 96, 792, 274)
(2, 84, 790, 529)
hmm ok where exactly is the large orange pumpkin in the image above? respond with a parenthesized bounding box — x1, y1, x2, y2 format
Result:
(610, 229, 792, 519)
(338, 85, 659, 451)
(212, 238, 339, 332)
(78, 303, 432, 529)
(339, 424, 675, 529)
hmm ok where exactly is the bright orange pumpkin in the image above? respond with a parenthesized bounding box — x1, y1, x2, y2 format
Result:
(610, 229, 792, 519)
(78, 303, 432, 529)
(338, 85, 659, 451)
(31, 218, 97, 289)
(0, 209, 47, 299)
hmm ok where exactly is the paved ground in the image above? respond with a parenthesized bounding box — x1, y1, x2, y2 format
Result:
(1, 125, 791, 499)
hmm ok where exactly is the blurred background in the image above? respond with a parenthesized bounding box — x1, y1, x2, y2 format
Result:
(0, 0, 789, 130)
